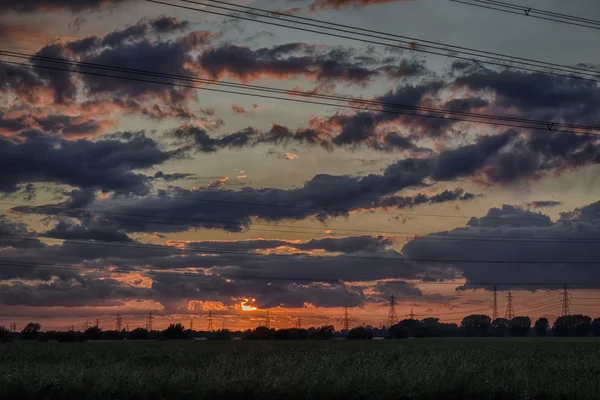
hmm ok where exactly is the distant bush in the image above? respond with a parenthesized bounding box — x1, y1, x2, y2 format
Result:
(84, 326, 103, 341)
(309, 325, 335, 340)
(57, 331, 84, 342)
(0, 326, 13, 343)
(244, 326, 274, 340)
(128, 328, 151, 340)
(347, 326, 373, 340)
(21, 322, 41, 340)
(161, 323, 190, 340)
(206, 329, 232, 340)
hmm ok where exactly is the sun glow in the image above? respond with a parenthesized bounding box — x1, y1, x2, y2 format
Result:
(241, 299, 257, 311)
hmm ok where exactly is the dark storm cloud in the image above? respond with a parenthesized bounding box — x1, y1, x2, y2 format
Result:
(0, 277, 151, 308)
(185, 235, 392, 254)
(29, 128, 600, 234)
(401, 202, 600, 290)
(0, 218, 44, 249)
(452, 66, 600, 126)
(0, 19, 211, 120)
(0, 130, 176, 195)
(43, 220, 134, 243)
(0, 232, 415, 309)
(527, 200, 563, 209)
(198, 43, 425, 84)
(0, 0, 131, 13)
(152, 171, 196, 182)
(0, 112, 112, 138)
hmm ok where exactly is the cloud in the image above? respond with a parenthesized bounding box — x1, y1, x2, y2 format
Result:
(527, 200, 562, 209)
(231, 104, 247, 114)
(300, 0, 411, 13)
(0, 18, 215, 125)
(0, 130, 177, 195)
(43, 219, 134, 243)
(198, 43, 426, 85)
(0, 0, 131, 13)
(401, 203, 600, 290)
(185, 235, 392, 254)
(22, 128, 600, 234)
(0, 231, 417, 309)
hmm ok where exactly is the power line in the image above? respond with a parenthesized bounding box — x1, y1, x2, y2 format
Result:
(147, 0, 600, 84)
(5, 50, 596, 133)
(1, 54, 598, 138)
(450, 0, 600, 31)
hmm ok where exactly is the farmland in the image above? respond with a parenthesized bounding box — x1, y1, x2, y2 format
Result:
(1, 339, 599, 399)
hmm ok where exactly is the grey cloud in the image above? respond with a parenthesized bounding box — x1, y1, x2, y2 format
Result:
(43, 219, 134, 243)
(0, 0, 131, 13)
(528, 200, 562, 209)
(185, 235, 392, 254)
(401, 202, 600, 290)
(0, 130, 176, 195)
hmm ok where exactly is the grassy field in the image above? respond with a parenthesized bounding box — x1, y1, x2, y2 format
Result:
(1, 339, 600, 399)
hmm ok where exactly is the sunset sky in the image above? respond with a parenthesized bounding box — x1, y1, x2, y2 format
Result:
(2, 0, 600, 332)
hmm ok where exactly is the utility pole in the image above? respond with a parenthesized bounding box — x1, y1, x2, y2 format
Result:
(189, 317, 194, 331)
(83, 320, 90, 330)
(295, 317, 302, 329)
(492, 286, 499, 320)
(95, 319, 100, 329)
(505, 291, 515, 320)
(561, 284, 571, 316)
(9, 322, 16, 333)
(342, 306, 350, 331)
(265, 311, 271, 329)
(387, 295, 398, 327)
(207, 311, 214, 331)
(146, 312, 154, 331)
(221, 321, 225, 331)
(115, 314, 123, 331)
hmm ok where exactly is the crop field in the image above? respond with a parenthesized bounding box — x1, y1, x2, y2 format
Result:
(1, 339, 600, 399)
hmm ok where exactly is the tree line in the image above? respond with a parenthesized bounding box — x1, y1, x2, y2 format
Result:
(2, 314, 600, 342)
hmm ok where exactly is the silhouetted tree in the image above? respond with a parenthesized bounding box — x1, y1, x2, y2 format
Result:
(244, 326, 274, 340)
(552, 315, 592, 337)
(21, 322, 41, 340)
(491, 318, 510, 337)
(310, 325, 335, 340)
(84, 326, 102, 340)
(57, 330, 84, 342)
(534, 317, 549, 337)
(207, 329, 232, 340)
(0, 326, 13, 342)
(102, 330, 125, 341)
(509, 316, 531, 337)
(162, 323, 190, 340)
(39, 331, 59, 342)
(128, 328, 151, 340)
(460, 314, 491, 336)
(347, 326, 373, 340)
(273, 328, 308, 340)
(592, 318, 600, 337)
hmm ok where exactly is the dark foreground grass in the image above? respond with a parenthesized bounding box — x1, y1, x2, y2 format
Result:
(1, 339, 600, 400)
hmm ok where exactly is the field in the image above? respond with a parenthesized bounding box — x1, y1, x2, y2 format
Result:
(1, 339, 600, 399)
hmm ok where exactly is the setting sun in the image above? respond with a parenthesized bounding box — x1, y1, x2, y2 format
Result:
(241, 299, 257, 311)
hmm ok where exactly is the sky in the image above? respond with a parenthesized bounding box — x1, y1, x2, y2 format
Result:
(1, 0, 600, 331)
